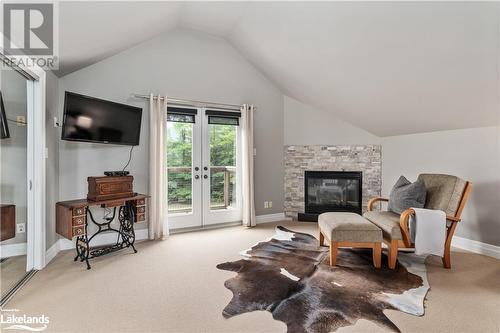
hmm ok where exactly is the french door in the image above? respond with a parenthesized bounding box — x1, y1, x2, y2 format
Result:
(167, 107, 242, 230)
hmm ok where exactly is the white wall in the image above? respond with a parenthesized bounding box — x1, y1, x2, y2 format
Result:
(284, 96, 380, 145)
(382, 126, 500, 246)
(45, 71, 59, 249)
(57, 28, 284, 234)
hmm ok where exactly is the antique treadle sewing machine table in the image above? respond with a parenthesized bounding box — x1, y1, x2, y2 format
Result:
(56, 194, 148, 269)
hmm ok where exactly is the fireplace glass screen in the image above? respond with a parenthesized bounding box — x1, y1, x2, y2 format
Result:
(304, 171, 362, 215)
(307, 178, 360, 208)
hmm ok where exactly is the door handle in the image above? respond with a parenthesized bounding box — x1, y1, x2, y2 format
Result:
(203, 175, 208, 179)
(195, 175, 200, 180)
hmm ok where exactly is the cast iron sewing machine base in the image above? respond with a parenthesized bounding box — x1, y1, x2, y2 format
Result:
(74, 203, 137, 269)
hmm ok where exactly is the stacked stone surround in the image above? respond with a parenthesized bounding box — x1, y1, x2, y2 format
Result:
(284, 145, 382, 219)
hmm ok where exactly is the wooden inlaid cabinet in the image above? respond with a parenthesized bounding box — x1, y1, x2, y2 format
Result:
(0, 204, 16, 241)
(134, 198, 146, 222)
(56, 194, 148, 240)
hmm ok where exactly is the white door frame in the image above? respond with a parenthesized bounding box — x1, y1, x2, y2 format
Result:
(27, 65, 46, 270)
(167, 107, 242, 230)
(2, 55, 47, 270)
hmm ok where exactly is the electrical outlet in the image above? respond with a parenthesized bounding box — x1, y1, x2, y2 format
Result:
(16, 116, 26, 126)
(264, 201, 268, 208)
(17, 223, 26, 233)
(268, 201, 273, 208)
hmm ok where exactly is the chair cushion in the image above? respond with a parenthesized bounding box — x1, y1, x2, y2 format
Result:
(417, 174, 467, 216)
(387, 176, 426, 214)
(318, 212, 382, 242)
(363, 211, 402, 240)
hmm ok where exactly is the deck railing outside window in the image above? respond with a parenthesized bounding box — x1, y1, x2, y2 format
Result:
(168, 166, 236, 214)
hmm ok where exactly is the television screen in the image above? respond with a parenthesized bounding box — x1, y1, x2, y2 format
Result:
(61, 92, 142, 145)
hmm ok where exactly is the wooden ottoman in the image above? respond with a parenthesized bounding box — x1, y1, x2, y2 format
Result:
(318, 212, 383, 268)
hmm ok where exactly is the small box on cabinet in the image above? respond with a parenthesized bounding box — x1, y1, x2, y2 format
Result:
(87, 176, 134, 201)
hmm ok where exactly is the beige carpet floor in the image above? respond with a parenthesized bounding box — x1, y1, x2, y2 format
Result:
(4, 221, 500, 332)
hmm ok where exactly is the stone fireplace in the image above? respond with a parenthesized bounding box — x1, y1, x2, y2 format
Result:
(284, 145, 381, 220)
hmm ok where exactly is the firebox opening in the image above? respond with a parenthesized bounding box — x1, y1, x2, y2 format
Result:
(299, 171, 362, 222)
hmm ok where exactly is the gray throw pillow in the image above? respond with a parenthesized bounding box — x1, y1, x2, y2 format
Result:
(387, 176, 427, 214)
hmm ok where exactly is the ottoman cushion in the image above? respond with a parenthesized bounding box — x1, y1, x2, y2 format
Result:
(319, 212, 382, 242)
(363, 211, 403, 240)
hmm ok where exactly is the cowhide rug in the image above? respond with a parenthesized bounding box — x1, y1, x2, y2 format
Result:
(216, 226, 429, 333)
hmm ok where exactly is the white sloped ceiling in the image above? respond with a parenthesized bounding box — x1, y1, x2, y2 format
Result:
(58, 1, 499, 136)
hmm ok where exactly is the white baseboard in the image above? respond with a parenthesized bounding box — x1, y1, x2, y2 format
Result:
(256, 212, 291, 224)
(452, 236, 500, 260)
(45, 229, 149, 265)
(45, 241, 60, 264)
(0, 242, 27, 259)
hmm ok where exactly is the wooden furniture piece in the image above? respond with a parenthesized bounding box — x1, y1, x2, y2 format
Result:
(318, 212, 383, 268)
(56, 193, 148, 269)
(0, 204, 16, 241)
(365, 174, 472, 269)
(87, 176, 134, 201)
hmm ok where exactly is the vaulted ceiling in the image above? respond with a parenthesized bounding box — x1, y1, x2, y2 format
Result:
(58, 1, 499, 136)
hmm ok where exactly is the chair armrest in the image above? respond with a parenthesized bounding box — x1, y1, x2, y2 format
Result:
(446, 216, 461, 222)
(399, 209, 462, 247)
(399, 208, 414, 247)
(367, 197, 389, 211)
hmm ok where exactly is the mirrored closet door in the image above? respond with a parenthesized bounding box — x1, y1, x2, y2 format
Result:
(0, 67, 32, 302)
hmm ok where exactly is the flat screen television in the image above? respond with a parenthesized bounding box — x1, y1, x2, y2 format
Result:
(61, 92, 142, 145)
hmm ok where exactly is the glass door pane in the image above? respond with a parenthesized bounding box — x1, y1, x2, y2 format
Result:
(209, 124, 237, 211)
(167, 122, 193, 214)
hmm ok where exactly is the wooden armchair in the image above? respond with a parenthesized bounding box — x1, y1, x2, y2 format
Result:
(365, 174, 472, 269)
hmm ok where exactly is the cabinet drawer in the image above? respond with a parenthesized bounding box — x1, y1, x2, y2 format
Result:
(72, 216, 85, 226)
(136, 213, 145, 222)
(72, 226, 85, 237)
(73, 207, 85, 216)
(136, 206, 145, 214)
(137, 199, 145, 205)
